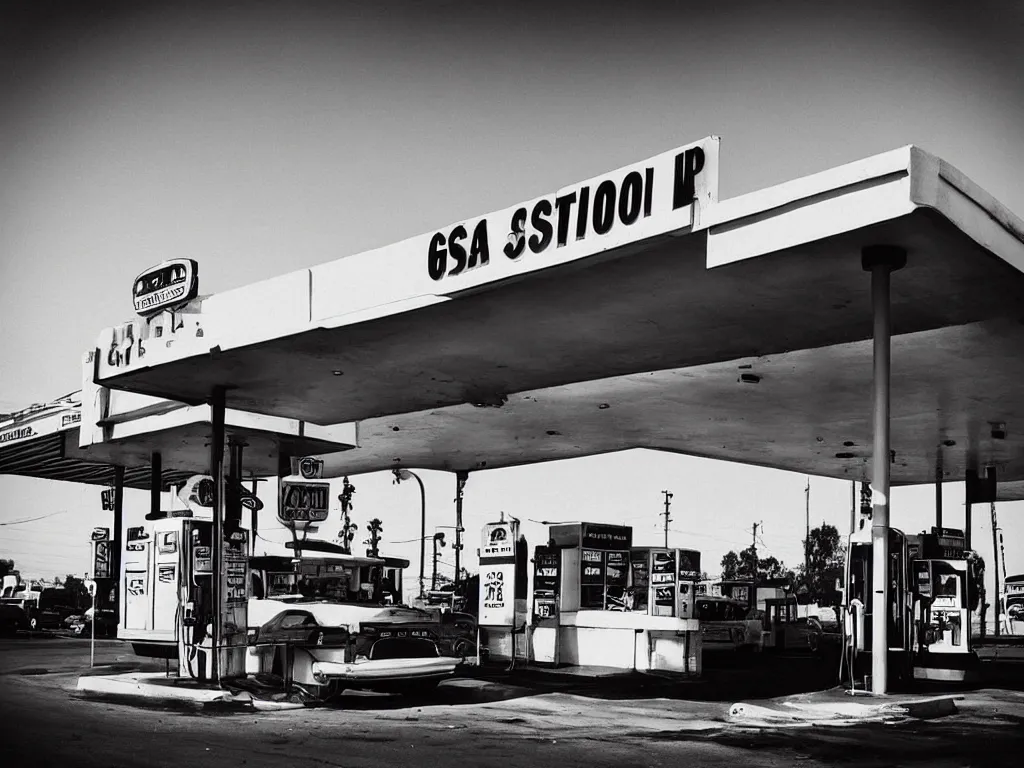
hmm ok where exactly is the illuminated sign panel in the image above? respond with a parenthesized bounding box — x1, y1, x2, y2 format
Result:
(132, 258, 199, 316)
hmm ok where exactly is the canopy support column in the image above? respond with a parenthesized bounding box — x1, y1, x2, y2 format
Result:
(111, 465, 125, 616)
(863, 245, 905, 696)
(210, 386, 226, 686)
(150, 452, 162, 519)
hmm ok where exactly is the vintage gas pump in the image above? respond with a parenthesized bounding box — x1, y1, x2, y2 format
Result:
(177, 518, 215, 679)
(478, 517, 529, 663)
(910, 527, 981, 682)
(843, 526, 915, 689)
(631, 547, 701, 619)
(530, 545, 561, 665)
(547, 523, 633, 612)
(844, 523, 979, 689)
(119, 475, 253, 680)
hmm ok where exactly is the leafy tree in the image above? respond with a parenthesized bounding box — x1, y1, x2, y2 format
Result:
(797, 523, 845, 610)
(721, 547, 795, 584)
(0, 558, 15, 580)
(720, 551, 740, 580)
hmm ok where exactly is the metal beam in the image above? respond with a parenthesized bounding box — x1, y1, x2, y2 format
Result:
(111, 465, 125, 617)
(210, 387, 226, 686)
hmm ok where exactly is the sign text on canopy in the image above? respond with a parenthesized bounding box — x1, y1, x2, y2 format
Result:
(426, 137, 719, 283)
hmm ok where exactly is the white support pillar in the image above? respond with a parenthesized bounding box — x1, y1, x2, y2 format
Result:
(863, 245, 906, 696)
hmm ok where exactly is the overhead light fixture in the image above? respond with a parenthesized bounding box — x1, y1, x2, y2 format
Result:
(739, 373, 761, 384)
(332, 370, 343, 376)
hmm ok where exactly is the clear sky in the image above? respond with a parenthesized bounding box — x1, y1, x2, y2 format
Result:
(2, 1, 1023, 597)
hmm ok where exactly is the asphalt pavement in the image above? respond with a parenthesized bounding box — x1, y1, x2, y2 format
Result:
(2, 636, 1023, 768)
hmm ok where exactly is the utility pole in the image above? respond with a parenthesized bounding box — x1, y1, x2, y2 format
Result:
(661, 490, 673, 548)
(849, 480, 857, 537)
(432, 532, 446, 591)
(751, 522, 760, 584)
(805, 478, 811, 578)
(454, 471, 468, 590)
(991, 501, 1001, 638)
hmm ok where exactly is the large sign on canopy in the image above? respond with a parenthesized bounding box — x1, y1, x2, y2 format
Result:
(426, 137, 719, 284)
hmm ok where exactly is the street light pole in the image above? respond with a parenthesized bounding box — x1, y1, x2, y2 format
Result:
(393, 469, 427, 598)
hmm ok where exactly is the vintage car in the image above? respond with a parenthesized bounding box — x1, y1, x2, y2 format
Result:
(0, 602, 29, 636)
(246, 554, 467, 696)
(695, 596, 764, 657)
(247, 599, 464, 696)
(65, 608, 119, 638)
(760, 596, 825, 654)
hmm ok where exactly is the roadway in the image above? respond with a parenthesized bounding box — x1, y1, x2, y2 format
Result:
(2, 636, 1023, 767)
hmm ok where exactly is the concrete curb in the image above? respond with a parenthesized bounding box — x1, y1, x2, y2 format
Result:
(877, 696, 960, 720)
(75, 673, 243, 709)
(728, 695, 959, 726)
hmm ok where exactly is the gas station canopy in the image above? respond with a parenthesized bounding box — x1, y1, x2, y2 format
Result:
(0, 395, 191, 490)
(88, 142, 1024, 487)
(0, 387, 357, 489)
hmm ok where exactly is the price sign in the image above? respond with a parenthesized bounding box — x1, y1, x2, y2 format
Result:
(279, 481, 330, 526)
(93, 540, 111, 579)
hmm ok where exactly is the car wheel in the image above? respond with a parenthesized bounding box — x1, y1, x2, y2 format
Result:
(452, 637, 476, 657)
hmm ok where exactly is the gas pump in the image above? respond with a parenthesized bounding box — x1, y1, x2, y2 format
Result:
(119, 501, 250, 680)
(530, 545, 561, 664)
(910, 528, 981, 682)
(843, 525, 980, 689)
(177, 519, 215, 679)
(843, 527, 914, 689)
(629, 547, 701, 619)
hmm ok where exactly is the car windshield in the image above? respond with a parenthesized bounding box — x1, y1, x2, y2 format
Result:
(38, 589, 73, 609)
(696, 600, 740, 621)
(261, 570, 401, 608)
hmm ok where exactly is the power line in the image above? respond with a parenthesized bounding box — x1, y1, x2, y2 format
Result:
(0, 510, 69, 526)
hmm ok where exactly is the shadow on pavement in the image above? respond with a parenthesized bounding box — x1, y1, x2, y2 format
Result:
(641, 718, 1024, 767)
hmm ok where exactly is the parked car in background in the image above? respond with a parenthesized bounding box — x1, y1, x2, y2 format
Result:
(27, 588, 78, 631)
(695, 596, 763, 658)
(761, 596, 825, 654)
(437, 611, 478, 657)
(0, 602, 29, 636)
(64, 608, 118, 638)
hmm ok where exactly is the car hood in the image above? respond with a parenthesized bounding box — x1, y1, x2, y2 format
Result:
(249, 599, 439, 632)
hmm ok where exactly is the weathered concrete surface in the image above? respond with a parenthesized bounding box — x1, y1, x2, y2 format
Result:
(4, 636, 1024, 768)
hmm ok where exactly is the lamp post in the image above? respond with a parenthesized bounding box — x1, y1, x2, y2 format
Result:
(393, 468, 426, 598)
